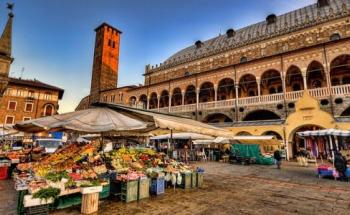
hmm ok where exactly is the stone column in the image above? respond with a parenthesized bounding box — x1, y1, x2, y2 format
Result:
(182, 91, 185, 106)
(146, 96, 150, 110)
(196, 88, 200, 110)
(214, 85, 218, 102)
(257, 77, 261, 97)
(157, 96, 160, 111)
(234, 83, 239, 121)
(168, 94, 172, 112)
(302, 71, 308, 90)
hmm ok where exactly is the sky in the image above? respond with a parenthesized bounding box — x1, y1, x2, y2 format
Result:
(1, 0, 315, 113)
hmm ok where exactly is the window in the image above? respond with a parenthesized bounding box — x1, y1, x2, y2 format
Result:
(28, 90, 35, 98)
(44, 104, 54, 116)
(8, 101, 17, 110)
(25, 103, 33, 112)
(330, 33, 341, 41)
(44, 92, 52, 100)
(112, 41, 115, 48)
(108, 39, 112, 47)
(5, 116, 14, 124)
(23, 117, 31, 121)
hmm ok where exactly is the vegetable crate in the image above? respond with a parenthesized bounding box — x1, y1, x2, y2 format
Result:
(25, 204, 50, 215)
(138, 178, 150, 200)
(55, 193, 82, 209)
(151, 177, 165, 195)
(197, 172, 204, 188)
(180, 173, 192, 189)
(120, 180, 138, 203)
(0, 166, 8, 180)
(191, 172, 197, 188)
(99, 183, 110, 199)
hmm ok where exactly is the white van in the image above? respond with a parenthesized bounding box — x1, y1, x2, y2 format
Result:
(35, 139, 63, 154)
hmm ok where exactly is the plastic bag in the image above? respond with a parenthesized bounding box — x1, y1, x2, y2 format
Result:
(177, 173, 182, 185)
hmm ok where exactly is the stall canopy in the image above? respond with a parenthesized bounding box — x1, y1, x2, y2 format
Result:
(14, 103, 233, 138)
(193, 135, 281, 146)
(150, 132, 214, 140)
(297, 129, 350, 137)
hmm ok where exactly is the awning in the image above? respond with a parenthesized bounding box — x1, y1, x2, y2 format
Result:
(150, 132, 214, 140)
(231, 135, 281, 146)
(297, 128, 350, 137)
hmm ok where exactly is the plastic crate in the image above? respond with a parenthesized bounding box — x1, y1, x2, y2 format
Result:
(55, 193, 82, 209)
(0, 166, 8, 180)
(120, 181, 138, 203)
(138, 178, 150, 200)
(99, 183, 110, 199)
(180, 173, 192, 189)
(197, 172, 204, 188)
(26, 204, 50, 215)
(191, 172, 197, 188)
(151, 177, 165, 195)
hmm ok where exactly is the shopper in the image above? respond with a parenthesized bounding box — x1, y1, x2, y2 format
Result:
(334, 151, 348, 181)
(273, 150, 282, 169)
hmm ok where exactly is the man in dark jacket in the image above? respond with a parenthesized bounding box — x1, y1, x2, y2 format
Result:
(274, 150, 282, 169)
(334, 152, 348, 181)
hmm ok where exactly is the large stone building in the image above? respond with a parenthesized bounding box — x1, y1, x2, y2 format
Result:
(77, 0, 350, 158)
(0, 8, 64, 127)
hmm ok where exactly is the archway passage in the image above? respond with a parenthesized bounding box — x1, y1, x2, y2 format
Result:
(307, 61, 326, 89)
(262, 131, 282, 140)
(340, 106, 350, 117)
(172, 88, 182, 106)
(217, 78, 235, 100)
(286, 66, 304, 92)
(330, 55, 350, 86)
(260, 70, 283, 95)
(199, 82, 215, 103)
(139, 94, 147, 109)
(239, 74, 258, 97)
(159, 90, 169, 108)
(203, 113, 233, 124)
(149, 92, 158, 109)
(184, 85, 196, 105)
(290, 125, 323, 158)
(236, 131, 252, 136)
(243, 110, 280, 121)
(129, 96, 137, 106)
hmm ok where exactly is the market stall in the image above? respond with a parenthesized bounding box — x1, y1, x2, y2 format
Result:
(297, 129, 350, 180)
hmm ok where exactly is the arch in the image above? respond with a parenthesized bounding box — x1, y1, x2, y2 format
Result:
(239, 74, 257, 97)
(149, 92, 158, 109)
(139, 94, 147, 109)
(159, 90, 169, 108)
(128, 96, 137, 106)
(330, 54, 350, 86)
(262, 131, 283, 140)
(199, 82, 215, 103)
(236, 131, 252, 136)
(171, 87, 182, 106)
(306, 61, 326, 89)
(260, 70, 282, 95)
(217, 78, 235, 100)
(184, 85, 196, 105)
(203, 113, 233, 123)
(285, 65, 304, 92)
(340, 106, 350, 117)
(43, 104, 55, 116)
(243, 110, 281, 121)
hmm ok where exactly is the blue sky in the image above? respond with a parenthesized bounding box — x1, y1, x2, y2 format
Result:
(2, 0, 314, 113)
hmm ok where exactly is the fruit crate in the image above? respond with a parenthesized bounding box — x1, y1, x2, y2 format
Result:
(120, 180, 138, 203)
(191, 172, 197, 188)
(25, 204, 50, 215)
(151, 177, 165, 195)
(180, 173, 192, 189)
(99, 183, 110, 199)
(197, 172, 204, 188)
(138, 178, 150, 200)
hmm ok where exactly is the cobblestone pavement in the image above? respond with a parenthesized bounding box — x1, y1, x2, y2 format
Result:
(2, 162, 350, 215)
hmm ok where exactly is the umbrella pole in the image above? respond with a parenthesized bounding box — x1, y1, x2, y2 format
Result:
(169, 130, 173, 158)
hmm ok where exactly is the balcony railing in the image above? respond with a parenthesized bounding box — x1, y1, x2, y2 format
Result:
(141, 84, 350, 113)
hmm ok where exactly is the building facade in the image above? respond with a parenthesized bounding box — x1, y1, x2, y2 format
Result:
(0, 8, 64, 127)
(77, 0, 350, 158)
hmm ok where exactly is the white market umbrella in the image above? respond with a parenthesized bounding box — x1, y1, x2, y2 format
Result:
(150, 132, 215, 140)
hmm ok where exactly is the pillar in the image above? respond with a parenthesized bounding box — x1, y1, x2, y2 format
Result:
(157, 96, 160, 111)
(146, 97, 150, 110)
(168, 94, 172, 112)
(182, 91, 185, 106)
(234, 84, 239, 121)
(257, 77, 261, 97)
(196, 88, 200, 109)
(302, 72, 308, 90)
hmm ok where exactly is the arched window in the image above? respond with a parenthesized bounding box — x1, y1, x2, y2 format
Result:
(44, 104, 54, 116)
(331, 78, 340, 86)
(292, 83, 301, 91)
(330, 33, 341, 41)
(343, 76, 350, 85)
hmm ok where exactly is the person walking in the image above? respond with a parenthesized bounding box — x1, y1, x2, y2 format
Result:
(273, 150, 282, 169)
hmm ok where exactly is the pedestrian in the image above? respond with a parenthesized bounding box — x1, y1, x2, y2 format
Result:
(273, 150, 282, 169)
(334, 151, 348, 181)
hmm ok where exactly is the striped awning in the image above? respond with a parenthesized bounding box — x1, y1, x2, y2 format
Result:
(297, 129, 350, 137)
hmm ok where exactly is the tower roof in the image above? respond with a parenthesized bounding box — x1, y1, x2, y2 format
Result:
(0, 13, 13, 57)
(94, 22, 122, 33)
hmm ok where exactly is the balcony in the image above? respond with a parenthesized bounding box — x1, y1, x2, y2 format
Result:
(144, 84, 350, 113)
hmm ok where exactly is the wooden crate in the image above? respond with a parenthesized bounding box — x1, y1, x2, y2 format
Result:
(81, 192, 99, 214)
(138, 178, 150, 200)
(120, 181, 138, 203)
(180, 173, 192, 189)
(197, 172, 204, 188)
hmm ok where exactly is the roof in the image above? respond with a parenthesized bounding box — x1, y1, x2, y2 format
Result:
(8, 77, 64, 99)
(158, 0, 349, 69)
(95, 22, 122, 33)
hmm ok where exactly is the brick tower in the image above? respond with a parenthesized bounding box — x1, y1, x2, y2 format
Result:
(89, 23, 121, 104)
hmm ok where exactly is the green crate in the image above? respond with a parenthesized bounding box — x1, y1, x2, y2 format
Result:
(138, 178, 150, 200)
(99, 183, 110, 199)
(191, 172, 197, 188)
(197, 172, 204, 188)
(55, 193, 82, 209)
(120, 181, 138, 203)
(17, 190, 28, 215)
(180, 173, 192, 189)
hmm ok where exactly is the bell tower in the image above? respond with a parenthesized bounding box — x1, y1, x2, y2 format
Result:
(0, 4, 14, 97)
(89, 23, 121, 104)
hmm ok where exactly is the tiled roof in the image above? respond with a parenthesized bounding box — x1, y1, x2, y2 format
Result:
(160, 0, 349, 69)
(8, 77, 64, 99)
